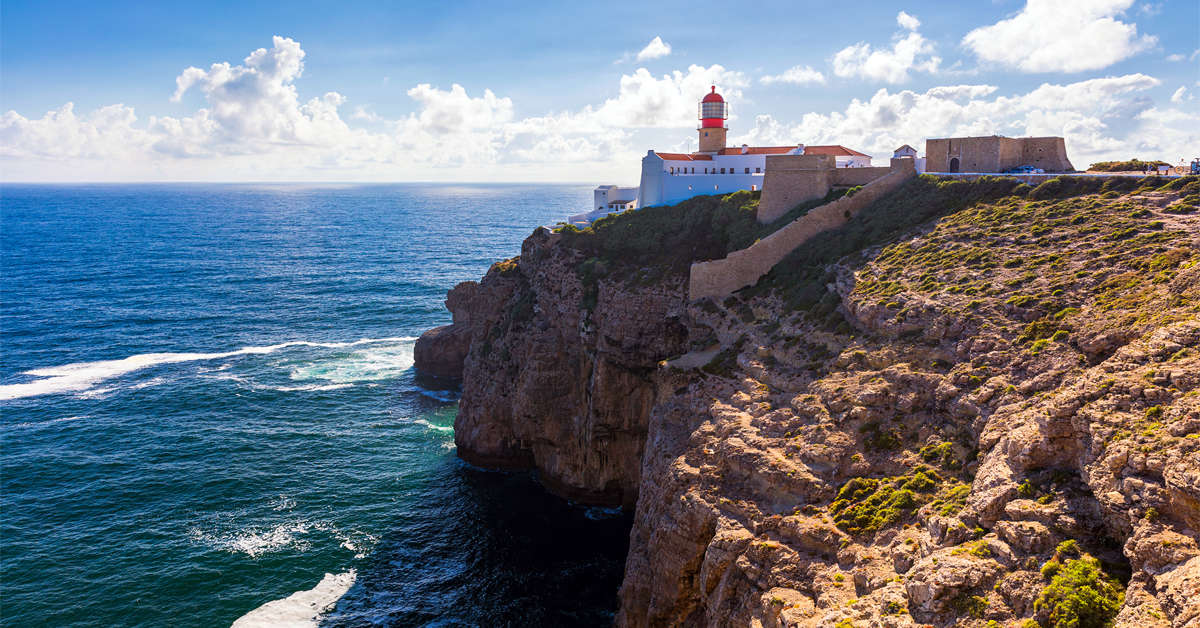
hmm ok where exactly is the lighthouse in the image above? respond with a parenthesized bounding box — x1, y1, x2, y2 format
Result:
(698, 86, 728, 154)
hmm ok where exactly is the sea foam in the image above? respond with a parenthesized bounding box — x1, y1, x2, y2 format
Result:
(229, 570, 356, 628)
(0, 337, 416, 401)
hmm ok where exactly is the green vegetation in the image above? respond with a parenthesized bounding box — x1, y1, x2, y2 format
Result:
(950, 593, 989, 619)
(860, 421, 902, 452)
(1087, 159, 1168, 172)
(746, 175, 1037, 314)
(830, 467, 964, 534)
(558, 187, 849, 282)
(1034, 557, 1125, 628)
(1057, 540, 1079, 556)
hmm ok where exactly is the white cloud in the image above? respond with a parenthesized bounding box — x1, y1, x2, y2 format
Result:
(1166, 53, 1186, 62)
(760, 65, 826, 85)
(1170, 86, 1190, 103)
(896, 11, 921, 31)
(578, 65, 748, 128)
(636, 37, 672, 62)
(1137, 3, 1161, 16)
(0, 38, 753, 180)
(831, 13, 940, 83)
(351, 105, 382, 123)
(404, 84, 513, 134)
(728, 74, 1186, 168)
(962, 0, 1158, 73)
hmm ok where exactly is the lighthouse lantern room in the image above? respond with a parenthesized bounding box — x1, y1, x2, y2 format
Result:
(697, 86, 728, 154)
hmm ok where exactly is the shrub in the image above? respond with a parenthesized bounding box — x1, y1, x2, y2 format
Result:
(950, 594, 990, 619)
(1034, 557, 1125, 628)
(1052, 330, 1070, 342)
(1030, 339, 1051, 355)
(1057, 540, 1079, 556)
(1088, 159, 1168, 173)
(1018, 480, 1036, 499)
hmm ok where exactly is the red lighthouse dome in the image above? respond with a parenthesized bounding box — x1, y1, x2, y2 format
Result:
(698, 86, 728, 129)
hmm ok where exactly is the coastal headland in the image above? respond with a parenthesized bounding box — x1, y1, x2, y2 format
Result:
(416, 174, 1200, 627)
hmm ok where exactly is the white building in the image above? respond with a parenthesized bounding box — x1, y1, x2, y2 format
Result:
(572, 87, 875, 224)
(638, 143, 872, 208)
(892, 144, 927, 173)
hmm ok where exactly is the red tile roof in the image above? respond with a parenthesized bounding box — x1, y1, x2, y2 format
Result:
(656, 145, 871, 159)
(715, 146, 795, 155)
(801, 145, 872, 157)
(656, 153, 713, 161)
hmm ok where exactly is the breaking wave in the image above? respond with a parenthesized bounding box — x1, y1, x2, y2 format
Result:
(0, 338, 416, 401)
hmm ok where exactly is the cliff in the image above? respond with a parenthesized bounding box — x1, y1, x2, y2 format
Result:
(424, 175, 1200, 628)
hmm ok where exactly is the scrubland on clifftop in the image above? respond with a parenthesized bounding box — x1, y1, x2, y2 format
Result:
(432, 174, 1199, 628)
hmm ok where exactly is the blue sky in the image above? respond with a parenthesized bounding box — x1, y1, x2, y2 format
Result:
(1, 0, 1197, 181)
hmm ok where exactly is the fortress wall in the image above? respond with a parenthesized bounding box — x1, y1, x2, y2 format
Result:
(833, 166, 893, 187)
(959, 136, 1002, 173)
(689, 159, 917, 300)
(756, 154, 836, 224)
(998, 138, 1023, 172)
(927, 136, 1075, 173)
(1021, 137, 1074, 172)
(925, 138, 950, 173)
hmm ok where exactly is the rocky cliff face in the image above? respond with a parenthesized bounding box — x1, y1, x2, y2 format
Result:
(440, 178, 1200, 628)
(446, 231, 690, 509)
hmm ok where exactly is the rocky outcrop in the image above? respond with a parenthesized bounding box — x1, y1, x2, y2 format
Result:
(434, 178, 1200, 627)
(413, 323, 472, 378)
(450, 232, 690, 509)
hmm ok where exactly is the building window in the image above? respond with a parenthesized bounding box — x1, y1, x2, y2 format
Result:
(744, 168, 750, 174)
(756, 167, 761, 173)
(691, 167, 694, 174)
(720, 168, 726, 174)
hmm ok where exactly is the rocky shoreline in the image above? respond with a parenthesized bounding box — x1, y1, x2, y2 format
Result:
(416, 176, 1200, 628)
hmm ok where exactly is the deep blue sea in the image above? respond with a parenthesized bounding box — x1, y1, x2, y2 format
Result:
(0, 184, 631, 628)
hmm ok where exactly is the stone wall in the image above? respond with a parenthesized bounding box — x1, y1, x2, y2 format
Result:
(927, 136, 1074, 173)
(689, 159, 917, 300)
(1021, 137, 1074, 172)
(833, 166, 893, 187)
(756, 154, 836, 224)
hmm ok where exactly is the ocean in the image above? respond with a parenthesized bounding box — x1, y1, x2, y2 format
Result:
(0, 184, 631, 628)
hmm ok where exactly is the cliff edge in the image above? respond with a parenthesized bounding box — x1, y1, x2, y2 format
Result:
(434, 175, 1200, 628)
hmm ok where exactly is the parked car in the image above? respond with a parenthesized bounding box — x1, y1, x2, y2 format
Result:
(1006, 165, 1045, 174)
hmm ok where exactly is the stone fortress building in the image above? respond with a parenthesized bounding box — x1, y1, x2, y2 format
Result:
(925, 135, 1074, 174)
(571, 88, 1074, 226)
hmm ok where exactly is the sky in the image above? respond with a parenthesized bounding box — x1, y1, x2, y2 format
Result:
(1, 0, 1197, 182)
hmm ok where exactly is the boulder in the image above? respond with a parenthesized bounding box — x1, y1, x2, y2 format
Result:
(413, 323, 472, 378)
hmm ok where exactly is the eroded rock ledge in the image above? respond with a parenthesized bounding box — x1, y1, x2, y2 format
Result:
(437, 177, 1200, 627)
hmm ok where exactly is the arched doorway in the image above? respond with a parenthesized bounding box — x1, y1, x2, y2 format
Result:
(949, 157, 960, 173)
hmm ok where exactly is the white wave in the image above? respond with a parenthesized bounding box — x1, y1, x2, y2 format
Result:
(229, 570, 356, 628)
(190, 522, 314, 558)
(419, 389, 460, 402)
(289, 343, 415, 384)
(271, 383, 355, 392)
(0, 337, 417, 401)
(413, 419, 454, 433)
(8, 415, 86, 429)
